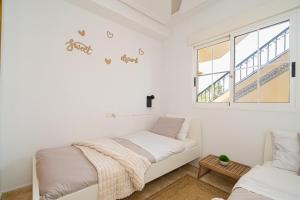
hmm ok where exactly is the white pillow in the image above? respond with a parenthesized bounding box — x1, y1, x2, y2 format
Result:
(271, 130, 300, 172)
(166, 114, 191, 140)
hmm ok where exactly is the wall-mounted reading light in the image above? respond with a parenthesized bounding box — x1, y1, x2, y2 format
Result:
(147, 95, 155, 108)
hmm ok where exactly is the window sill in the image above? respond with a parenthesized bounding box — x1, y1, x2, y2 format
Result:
(193, 102, 297, 113)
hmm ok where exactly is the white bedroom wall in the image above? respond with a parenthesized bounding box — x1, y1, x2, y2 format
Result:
(162, 0, 300, 167)
(0, 0, 162, 192)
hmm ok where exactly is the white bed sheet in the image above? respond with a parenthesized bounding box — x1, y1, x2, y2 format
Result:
(121, 131, 194, 162)
(234, 161, 300, 200)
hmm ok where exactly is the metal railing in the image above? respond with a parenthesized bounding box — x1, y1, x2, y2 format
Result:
(197, 72, 230, 102)
(197, 27, 289, 102)
(235, 27, 289, 83)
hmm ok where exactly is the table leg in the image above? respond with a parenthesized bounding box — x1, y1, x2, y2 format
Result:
(197, 165, 210, 179)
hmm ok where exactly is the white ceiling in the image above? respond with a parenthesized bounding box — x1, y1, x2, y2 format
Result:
(120, 0, 209, 24)
(66, 0, 300, 40)
(66, 0, 216, 40)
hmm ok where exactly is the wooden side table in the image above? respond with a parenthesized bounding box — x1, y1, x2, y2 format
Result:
(197, 154, 251, 181)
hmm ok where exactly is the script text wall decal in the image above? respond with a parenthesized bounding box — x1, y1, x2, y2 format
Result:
(65, 39, 93, 55)
(121, 54, 138, 64)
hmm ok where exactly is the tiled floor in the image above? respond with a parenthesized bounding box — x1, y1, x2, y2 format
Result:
(1, 164, 235, 200)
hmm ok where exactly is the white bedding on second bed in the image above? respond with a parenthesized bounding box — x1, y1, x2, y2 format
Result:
(121, 131, 196, 162)
(234, 161, 300, 200)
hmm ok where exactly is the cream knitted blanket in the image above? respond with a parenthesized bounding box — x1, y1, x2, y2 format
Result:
(73, 138, 151, 200)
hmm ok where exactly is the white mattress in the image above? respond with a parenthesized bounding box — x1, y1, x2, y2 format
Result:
(234, 161, 300, 200)
(122, 131, 197, 162)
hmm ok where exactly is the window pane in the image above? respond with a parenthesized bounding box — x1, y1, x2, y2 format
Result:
(212, 41, 230, 73)
(212, 72, 230, 102)
(197, 39, 230, 103)
(258, 59, 290, 103)
(197, 47, 212, 75)
(234, 67, 258, 103)
(259, 21, 289, 48)
(197, 72, 230, 103)
(258, 21, 290, 103)
(235, 31, 258, 66)
(234, 21, 290, 103)
(234, 31, 259, 102)
(197, 74, 212, 103)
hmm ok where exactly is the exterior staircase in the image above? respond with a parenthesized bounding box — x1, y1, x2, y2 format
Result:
(197, 27, 289, 103)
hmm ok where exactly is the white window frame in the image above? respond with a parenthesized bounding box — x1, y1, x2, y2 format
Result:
(193, 36, 231, 108)
(192, 10, 298, 112)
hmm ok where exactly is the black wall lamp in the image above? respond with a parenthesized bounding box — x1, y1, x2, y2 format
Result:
(146, 95, 155, 108)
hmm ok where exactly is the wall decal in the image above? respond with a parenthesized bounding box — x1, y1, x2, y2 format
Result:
(107, 31, 114, 39)
(121, 54, 138, 64)
(138, 48, 144, 55)
(78, 30, 85, 37)
(105, 58, 112, 65)
(65, 39, 92, 55)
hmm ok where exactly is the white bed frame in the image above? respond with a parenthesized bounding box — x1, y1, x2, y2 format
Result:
(263, 132, 273, 163)
(32, 119, 202, 200)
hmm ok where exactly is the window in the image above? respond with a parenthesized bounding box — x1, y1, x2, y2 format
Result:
(196, 39, 230, 103)
(194, 14, 296, 108)
(234, 21, 290, 103)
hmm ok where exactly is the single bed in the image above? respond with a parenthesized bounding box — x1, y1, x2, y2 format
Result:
(228, 132, 300, 200)
(32, 118, 202, 200)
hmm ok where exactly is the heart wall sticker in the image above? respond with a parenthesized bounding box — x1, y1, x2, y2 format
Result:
(107, 31, 114, 39)
(105, 58, 112, 65)
(78, 30, 85, 36)
(139, 48, 144, 55)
